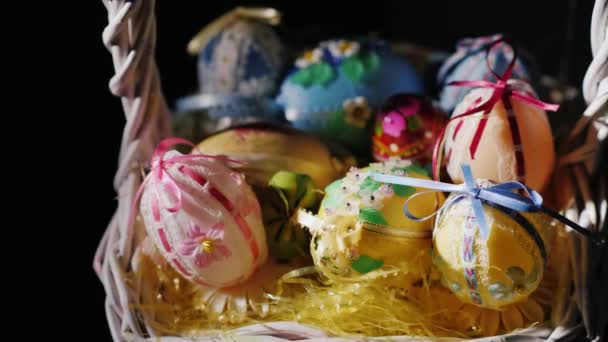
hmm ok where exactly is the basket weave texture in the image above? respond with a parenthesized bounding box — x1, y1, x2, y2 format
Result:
(94, 1, 608, 340)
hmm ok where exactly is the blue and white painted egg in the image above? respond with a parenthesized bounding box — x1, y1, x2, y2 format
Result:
(176, 18, 284, 123)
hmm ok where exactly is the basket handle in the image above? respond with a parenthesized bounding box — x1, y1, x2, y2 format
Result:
(95, 1, 171, 339)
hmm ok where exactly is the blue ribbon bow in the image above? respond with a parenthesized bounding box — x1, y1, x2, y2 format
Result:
(373, 164, 601, 244)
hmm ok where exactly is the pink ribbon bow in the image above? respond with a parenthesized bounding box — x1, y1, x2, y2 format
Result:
(431, 36, 560, 181)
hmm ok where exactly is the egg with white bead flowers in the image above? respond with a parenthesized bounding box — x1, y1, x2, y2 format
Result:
(432, 179, 553, 309)
(297, 158, 444, 288)
(277, 39, 423, 153)
(139, 147, 268, 288)
(443, 80, 556, 192)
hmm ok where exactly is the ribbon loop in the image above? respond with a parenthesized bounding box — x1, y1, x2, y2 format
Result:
(372, 164, 600, 243)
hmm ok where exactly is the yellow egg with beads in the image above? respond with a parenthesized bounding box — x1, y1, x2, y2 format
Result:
(298, 158, 444, 288)
(432, 180, 552, 310)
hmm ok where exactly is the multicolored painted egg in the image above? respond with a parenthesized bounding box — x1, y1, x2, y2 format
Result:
(373, 94, 447, 165)
(297, 158, 444, 287)
(193, 124, 354, 189)
(437, 34, 538, 114)
(175, 8, 284, 131)
(443, 81, 555, 191)
(277, 39, 423, 153)
(432, 180, 552, 309)
(139, 142, 268, 288)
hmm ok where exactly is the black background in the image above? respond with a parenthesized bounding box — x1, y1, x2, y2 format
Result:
(6, 1, 596, 340)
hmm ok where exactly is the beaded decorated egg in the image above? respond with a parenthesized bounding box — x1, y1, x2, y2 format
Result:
(373, 94, 447, 165)
(277, 39, 423, 153)
(432, 180, 553, 309)
(297, 158, 444, 287)
(437, 34, 538, 113)
(443, 81, 555, 191)
(139, 145, 268, 288)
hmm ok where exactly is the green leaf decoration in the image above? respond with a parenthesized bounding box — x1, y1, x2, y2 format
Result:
(340, 57, 365, 81)
(325, 178, 343, 194)
(311, 62, 335, 85)
(404, 164, 431, 178)
(407, 115, 423, 131)
(293, 173, 316, 208)
(359, 176, 381, 193)
(375, 122, 383, 136)
(352, 255, 384, 274)
(358, 207, 388, 225)
(393, 184, 416, 197)
(273, 187, 291, 216)
(290, 68, 313, 86)
(362, 52, 380, 72)
(325, 109, 349, 134)
(321, 179, 343, 209)
(290, 63, 335, 87)
(423, 163, 433, 176)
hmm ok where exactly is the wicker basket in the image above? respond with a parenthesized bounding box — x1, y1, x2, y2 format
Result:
(94, 1, 608, 340)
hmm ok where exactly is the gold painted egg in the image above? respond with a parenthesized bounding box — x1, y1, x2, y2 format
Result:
(432, 182, 552, 309)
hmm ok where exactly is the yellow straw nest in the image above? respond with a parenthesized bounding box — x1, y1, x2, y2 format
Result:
(129, 222, 568, 339)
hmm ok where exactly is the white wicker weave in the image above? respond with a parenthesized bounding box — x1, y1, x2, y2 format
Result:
(94, 1, 608, 341)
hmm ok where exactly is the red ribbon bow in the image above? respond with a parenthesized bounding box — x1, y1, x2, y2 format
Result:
(431, 37, 560, 181)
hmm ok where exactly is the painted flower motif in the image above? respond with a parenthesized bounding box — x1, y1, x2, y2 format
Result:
(178, 222, 231, 268)
(295, 48, 323, 68)
(383, 112, 406, 137)
(343, 97, 371, 128)
(328, 40, 360, 58)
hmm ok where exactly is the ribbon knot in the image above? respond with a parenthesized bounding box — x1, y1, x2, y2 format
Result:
(472, 187, 482, 200)
(373, 164, 600, 244)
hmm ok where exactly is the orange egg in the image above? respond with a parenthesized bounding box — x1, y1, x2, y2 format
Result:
(444, 83, 555, 192)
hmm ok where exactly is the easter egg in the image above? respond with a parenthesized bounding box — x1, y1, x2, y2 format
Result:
(139, 148, 268, 288)
(437, 34, 538, 113)
(298, 158, 444, 287)
(373, 94, 447, 165)
(432, 180, 552, 309)
(175, 10, 284, 136)
(443, 81, 555, 191)
(193, 124, 353, 189)
(193, 19, 283, 98)
(277, 39, 423, 153)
